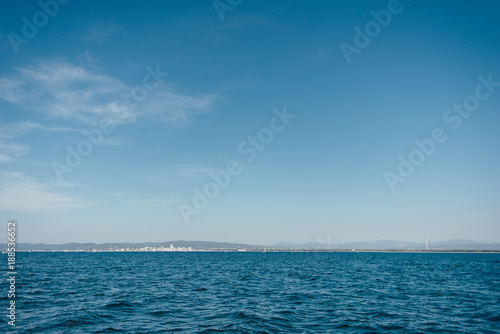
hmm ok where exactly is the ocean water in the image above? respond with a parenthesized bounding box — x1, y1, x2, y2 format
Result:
(2, 252, 499, 333)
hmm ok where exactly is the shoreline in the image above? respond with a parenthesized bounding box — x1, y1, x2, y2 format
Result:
(4, 249, 500, 254)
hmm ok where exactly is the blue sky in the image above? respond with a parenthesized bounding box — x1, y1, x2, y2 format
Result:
(0, 0, 499, 245)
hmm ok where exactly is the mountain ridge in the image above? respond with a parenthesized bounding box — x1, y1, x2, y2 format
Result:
(2, 239, 500, 251)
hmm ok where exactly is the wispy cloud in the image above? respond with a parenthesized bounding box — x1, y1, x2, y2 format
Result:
(101, 137, 134, 146)
(137, 165, 216, 187)
(313, 50, 329, 60)
(0, 121, 79, 139)
(0, 121, 80, 163)
(0, 60, 128, 124)
(142, 91, 216, 125)
(0, 60, 217, 127)
(0, 170, 88, 212)
(105, 191, 129, 197)
(153, 165, 216, 178)
(0, 141, 29, 163)
(82, 21, 124, 42)
(127, 197, 182, 208)
(0, 154, 12, 163)
(174, 166, 216, 177)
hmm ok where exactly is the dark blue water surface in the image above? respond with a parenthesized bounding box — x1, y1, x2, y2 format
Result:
(2, 252, 499, 333)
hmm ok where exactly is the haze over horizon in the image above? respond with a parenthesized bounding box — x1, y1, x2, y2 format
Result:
(5, 237, 500, 248)
(0, 0, 499, 245)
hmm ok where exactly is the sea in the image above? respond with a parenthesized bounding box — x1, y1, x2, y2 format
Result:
(1, 252, 499, 333)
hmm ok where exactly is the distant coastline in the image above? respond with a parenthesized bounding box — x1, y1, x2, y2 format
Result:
(2, 239, 500, 253)
(5, 249, 500, 253)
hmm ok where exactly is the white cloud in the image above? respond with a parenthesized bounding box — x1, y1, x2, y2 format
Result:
(0, 154, 12, 163)
(0, 141, 29, 163)
(0, 121, 80, 164)
(143, 91, 216, 125)
(174, 166, 215, 177)
(101, 137, 134, 146)
(0, 121, 79, 139)
(0, 170, 88, 213)
(0, 60, 217, 127)
(127, 197, 182, 208)
(0, 78, 23, 103)
(105, 191, 129, 197)
(149, 165, 216, 178)
(83, 21, 124, 42)
(0, 61, 128, 124)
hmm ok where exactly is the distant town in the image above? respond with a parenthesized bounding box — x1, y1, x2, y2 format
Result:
(4, 246, 500, 254)
(2, 239, 500, 253)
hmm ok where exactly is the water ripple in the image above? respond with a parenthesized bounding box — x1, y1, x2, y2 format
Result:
(2, 252, 499, 333)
